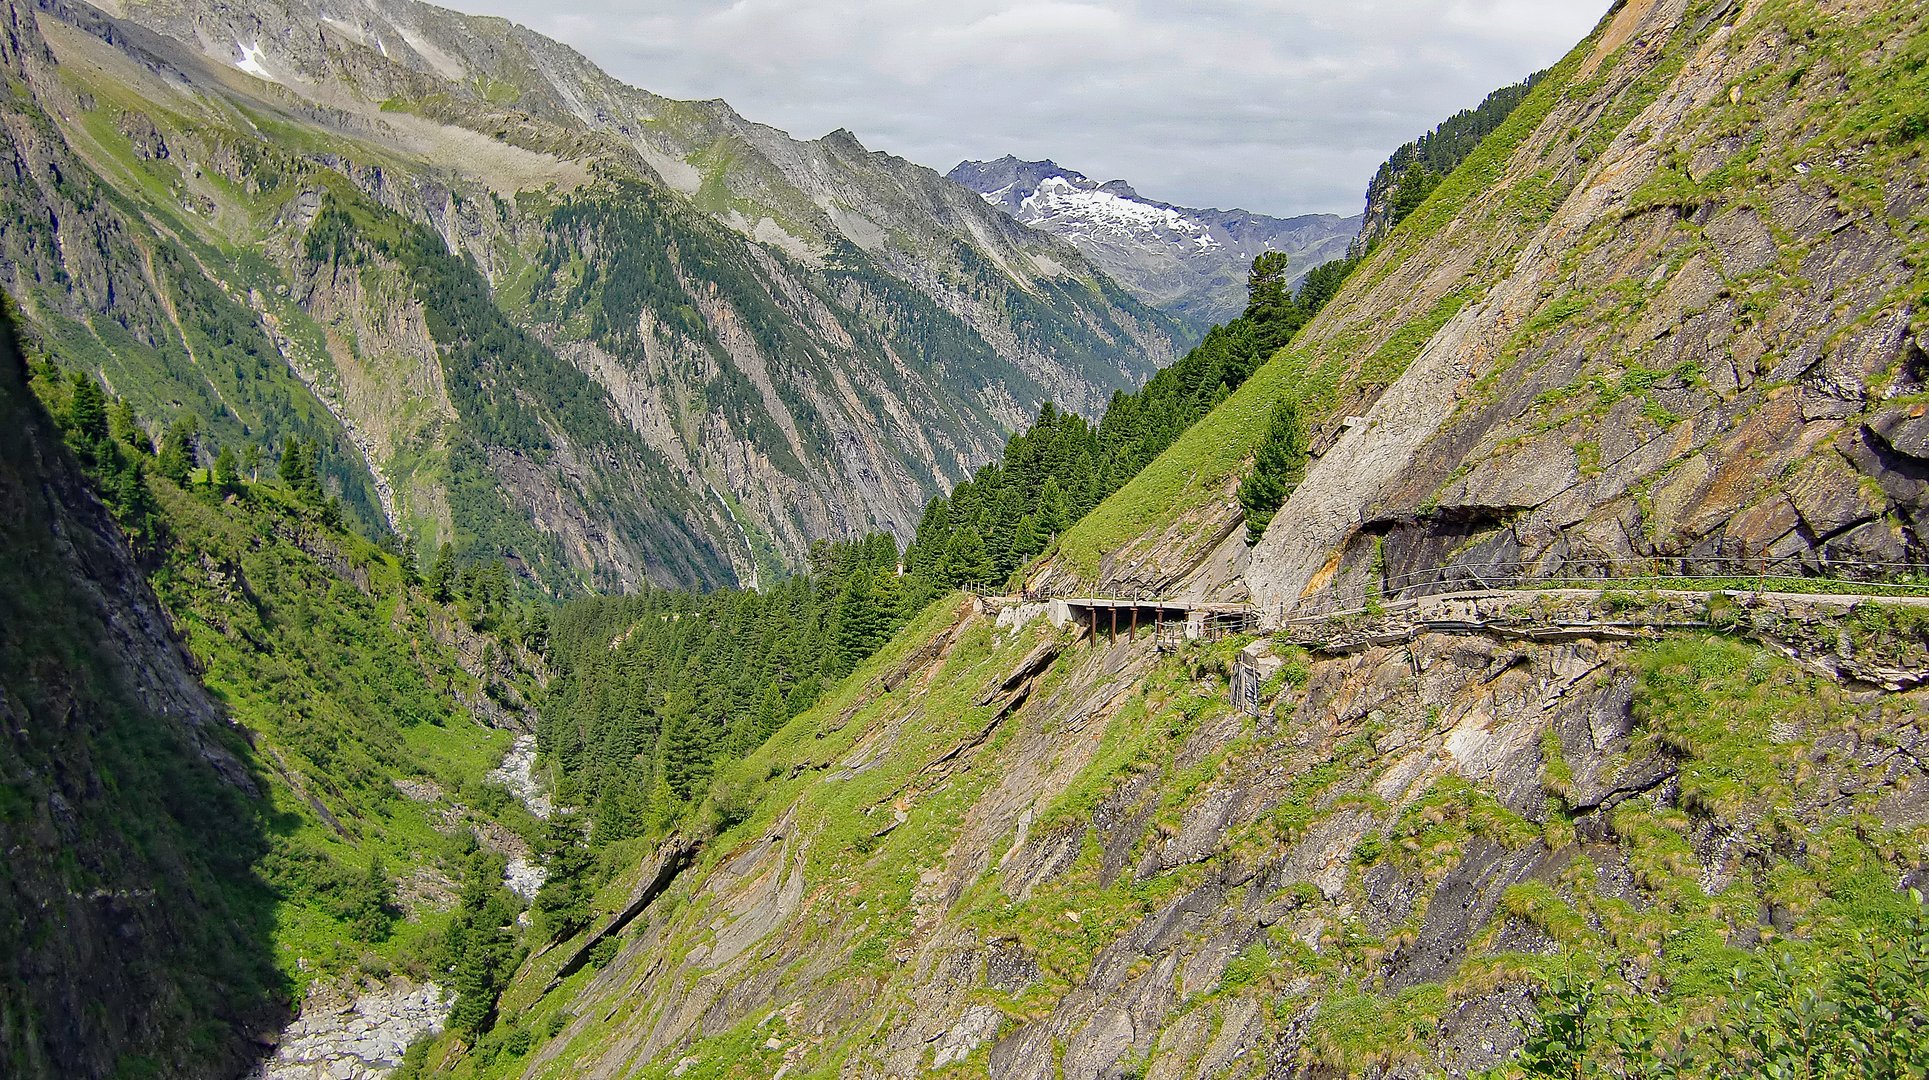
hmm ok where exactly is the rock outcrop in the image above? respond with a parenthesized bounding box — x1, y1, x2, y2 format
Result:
(1026, 0, 1929, 614)
(0, 285, 283, 1075)
(1247, 0, 1929, 616)
(481, 583, 1929, 1077)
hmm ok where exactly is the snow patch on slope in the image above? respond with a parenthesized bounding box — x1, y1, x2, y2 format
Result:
(233, 40, 275, 81)
(981, 182, 1018, 205)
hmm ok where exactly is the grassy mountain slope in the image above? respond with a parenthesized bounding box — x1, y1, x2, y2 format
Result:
(381, 2, 1929, 1077)
(433, 590, 1929, 1079)
(0, 296, 283, 1080)
(4, 296, 564, 1077)
(2, 0, 1181, 592)
(1035, 0, 1929, 611)
(133, 467, 548, 994)
(1349, 75, 1544, 256)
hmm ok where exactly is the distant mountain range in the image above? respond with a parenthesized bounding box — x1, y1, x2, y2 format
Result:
(949, 157, 1361, 329)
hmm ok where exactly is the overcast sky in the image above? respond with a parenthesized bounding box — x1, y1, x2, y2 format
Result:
(449, 1, 1610, 218)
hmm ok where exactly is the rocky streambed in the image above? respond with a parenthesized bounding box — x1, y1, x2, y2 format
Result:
(258, 980, 451, 1080)
(488, 733, 553, 819)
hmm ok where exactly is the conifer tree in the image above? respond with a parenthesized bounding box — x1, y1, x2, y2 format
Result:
(943, 531, 994, 589)
(443, 849, 522, 1035)
(1238, 399, 1308, 544)
(1038, 478, 1070, 536)
(658, 686, 716, 802)
(157, 415, 199, 486)
(111, 463, 161, 548)
(212, 445, 242, 494)
(642, 771, 679, 835)
(428, 544, 458, 602)
(832, 570, 892, 673)
(1390, 167, 1441, 226)
(278, 438, 319, 502)
(346, 853, 396, 942)
(590, 774, 642, 845)
(66, 371, 108, 445)
(108, 398, 147, 454)
(1011, 513, 1044, 566)
(532, 813, 592, 941)
(754, 682, 788, 741)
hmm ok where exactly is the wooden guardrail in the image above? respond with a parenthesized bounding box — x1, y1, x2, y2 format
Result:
(974, 557, 1929, 646)
(1275, 557, 1929, 623)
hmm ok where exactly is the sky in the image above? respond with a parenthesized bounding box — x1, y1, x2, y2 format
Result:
(450, 1, 1611, 218)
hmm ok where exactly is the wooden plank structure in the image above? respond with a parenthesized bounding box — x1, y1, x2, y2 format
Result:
(1051, 597, 1252, 648)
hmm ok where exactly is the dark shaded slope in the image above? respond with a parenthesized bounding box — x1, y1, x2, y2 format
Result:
(0, 297, 283, 1077)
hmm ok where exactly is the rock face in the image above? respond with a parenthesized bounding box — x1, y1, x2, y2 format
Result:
(1243, 0, 1929, 617)
(1022, 0, 1929, 612)
(261, 981, 452, 1080)
(1, 0, 1181, 589)
(488, 588, 1929, 1078)
(952, 156, 1361, 329)
(0, 284, 282, 1074)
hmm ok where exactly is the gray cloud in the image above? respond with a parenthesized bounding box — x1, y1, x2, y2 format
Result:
(451, 0, 1609, 217)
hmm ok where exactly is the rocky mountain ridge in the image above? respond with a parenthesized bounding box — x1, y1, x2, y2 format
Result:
(950, 156, 1360, 328)
(1, 0, 1180, 591)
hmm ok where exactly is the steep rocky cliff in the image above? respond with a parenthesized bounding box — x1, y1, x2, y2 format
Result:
(1033, 0, 1929, 610)
(1, 0, 1180, 591)
(0, 300, 283, 1076)
(4, 292, 580, 1080)
(398, 1, 1929, 1077)
(448, 591, 1928, 1079)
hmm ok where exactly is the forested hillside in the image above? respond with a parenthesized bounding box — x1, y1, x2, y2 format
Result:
(5, 294, 574, 1076)
(538, 534, 908, 842)
(0, 0, 1179, 595)
(899, 255, 1357, 597)
(1350, 74, 1544, 254)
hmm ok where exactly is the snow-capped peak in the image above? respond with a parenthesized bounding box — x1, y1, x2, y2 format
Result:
(1017, 176, 1220, 249)
(947, 155, 1363, 327)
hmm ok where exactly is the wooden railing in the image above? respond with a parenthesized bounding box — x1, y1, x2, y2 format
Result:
(1278, 557, 1929, 622)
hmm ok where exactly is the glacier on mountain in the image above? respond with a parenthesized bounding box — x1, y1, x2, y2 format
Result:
(950, 156, 1360, 328)
(1017, 176, 1222, 250)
